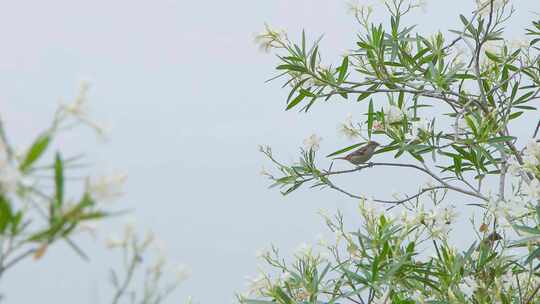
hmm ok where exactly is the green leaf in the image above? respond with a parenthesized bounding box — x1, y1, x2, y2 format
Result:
(374, 144, 399, 155)
(368, 99, 374, 139)
(459, 14, 476, 36)
(20, 134, 51, 172)
(357, 84, 379, 102)
(338, 56, 349, 83)
(464, 115, 478, 136)
(326, 143, 363, 157)
(54, 152, 64, 211)
(454, 73, 476, 80)
(397, 91, 405, 108)
(514, 225, 540, 235)
(501, 65, 509, 91)
(0, 195, 13, 234)
(286, 93, 306, 110)
(514, 105, 537, 110)
(281, 182, 302, 196)
(525, 246, 540, 264)
(509, 111, 524, 120)
(485, 51, 501, 63)
(514, 91, 534, 104)
(487, 136, 516, 144)
(276, 64, 306, 73)
(453, 156, 462, 177)
(310, 45, 318, 71)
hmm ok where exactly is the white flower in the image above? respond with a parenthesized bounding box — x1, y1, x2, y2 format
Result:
(141, 230, 155, 248)
(523, 154, 540, 168)
(430, 221, 451, 240)
(452, 45, 467, 66)
(488, 197, 530, 225)
(487, 198, 506, 218)
(254, 24, 287, 53)
(412, 0, 428, 12)
(303, 134, 322, 151)
(0, 164, 20, 195)
(175, 264, 192, 283)
(459, 276, 478, 298)
(255, 248, 269, 259)
(346, 1, 373, 16)
(0, 137, 8, 161)
(77, 221, 99, 238)
(87, 172, 127, 202)
(424, 180, 436, 188)
(319, 250, 330, 261)
(258, 144, 272, 155)
(384, 105, 404, 124)
(507, 157, 522, 177)
(525, 140, 540, 159)
(437, 205, 458, 225)
(246, 274, 268, 296)
(280, 271, 293, 282)
(372, 121, 384, 132)
(359, 198, 383, 219)
(475, 0, 509, 16)
(150, 254, 167, 274)
(523, 179, 540, 201)
(62, 82, 90, 117)
(315, 233, 328, 246)
(338, 114, 360, 140)
(105, 234, 124, 249)
(294, 242, 313, 257)
(411, 118, 430, 138)
(509, 38, 529, 50)
(259, 166, 271, 177)
(60, 82, 106, 136)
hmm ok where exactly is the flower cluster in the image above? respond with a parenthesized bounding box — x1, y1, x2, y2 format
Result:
(475, 0, 510, 16)
(303, 134, 322, 152)
(107, 222, 191, 304)
(254, 24, 288, 53)
(338, 113, 361, 140)
(251, 0, 540, 302)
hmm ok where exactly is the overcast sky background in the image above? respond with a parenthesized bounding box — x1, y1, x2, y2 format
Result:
(1, 0, 539, 303)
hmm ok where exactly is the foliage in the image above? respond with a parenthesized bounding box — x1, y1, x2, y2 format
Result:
(245, 1, 540, 303)
(0, 83, 114, 284)
(0, 84, 189, 303)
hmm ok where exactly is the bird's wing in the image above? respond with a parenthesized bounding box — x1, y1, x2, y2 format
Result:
(350, 145, 368, 156)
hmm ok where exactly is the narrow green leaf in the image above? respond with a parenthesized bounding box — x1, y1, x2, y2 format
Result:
(357, 84, 379, 102)
(54, 152, 64, 209)
(20, 134, 51, 172)
(310, 45, 318, 71)
(276, 64, 306, 72)
(514, 225, 540, 235)
(0, 195, 13, 234)
(368, 99, 374, 139)
(286, 93, 306, 110)
(509, 111, 524, 120)
(338, 56, 349, 82)
(326, 143, 363, 157)
(487, 136, 515, 144)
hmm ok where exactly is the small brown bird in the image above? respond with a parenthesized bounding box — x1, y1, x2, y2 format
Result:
(334, 141, 380, 165)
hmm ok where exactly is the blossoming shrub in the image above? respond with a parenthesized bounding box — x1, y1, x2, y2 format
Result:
(243, 1, 540, 303)
(0, 84, 114, 282)
(0, 85, 189, 303)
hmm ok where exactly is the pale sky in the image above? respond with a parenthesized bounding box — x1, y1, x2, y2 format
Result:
(1, 0, 539, 303)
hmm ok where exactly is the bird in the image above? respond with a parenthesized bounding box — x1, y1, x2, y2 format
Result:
(334, 141, 380, 165)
